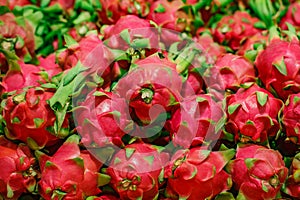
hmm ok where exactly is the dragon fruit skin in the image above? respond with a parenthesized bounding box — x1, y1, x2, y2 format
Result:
(282, 152, 300, 198)
(230, 144, 288, 200)
(282, 94, 300, 145)
(195, 32, 226, 65)
(207, 53, 256, 93)
(165, 147, 234, 200)
(98, 0, 153, 24)
(2, 88, 69, 149)
(147, 0, 191, 32)
(225, 84, 283, 143)
(169, 94, 224, 147)
(213, 11, 260, 50)
(114, 55, 182, 125)
(255, 39, 300, 100)
(0, 0, 30, 10)
(279, 2, 300, 30)
(0, 136, 37, 200)
(76, 89, 133, 148)
(36, 135, 107, 200)
(103, 15, 159, 51)
(107, 142, 169, 200)
(0, 13, 35, 71)
(236, 32, 268, 58)
(1, 54, 61, 93)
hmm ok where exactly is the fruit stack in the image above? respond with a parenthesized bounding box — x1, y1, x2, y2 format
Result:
(0, 0, 300, 199)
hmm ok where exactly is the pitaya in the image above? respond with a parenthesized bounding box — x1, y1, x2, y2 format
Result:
(106, 142, 169, 200)
(98, 0, 153, 24)
(282, 93, 300, 145)
(76, 88, 133, 148)
(113, 54, 182, 126)
(165, 147, 234, 200)
(0, 13, 35, 72)
(36, 135, 110, 200)
(207, 53, 256, 93)
(230, 144, 288, 200)
(166, 94, 224, 147)
(255, 38, 300, 100)
(147, 0, 191, 32)
(0, 136, 37, 199)
(195, 31, 226, 65)
(282, 152, 300, 198)
(0, 0, 30, 10)
(103, 15, 159, 51)
(236, 32, 268, 59)
(279, 2, 300, 30)
(225, 84, 283, 144)
(1, 54, 61, 93)
(2, 87, 69, 149)
(213, 11, 261, 50)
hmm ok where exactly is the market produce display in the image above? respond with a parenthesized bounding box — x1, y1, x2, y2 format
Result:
(0, 0, 300, 199)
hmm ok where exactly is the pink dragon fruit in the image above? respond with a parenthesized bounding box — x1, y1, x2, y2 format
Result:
(103, 15, 159, 51)
(107, 142, 169, 200)
(36, 135, 110, 200)
(282, 93, 300, 145)
(282, 152, 300, 198)
(57, 33, 112, 89)
(0, 13, 35, 72)
(98, 0, 153, 24)
(2, 87, 69, 149)
(165, 147, 234, 200)
(0, 136, 37, 199)
(225, 84, 283, 144)
(279, 2, 300, 30)
(76, 88, 133, 148)
(166, 94, 224, 148)
(207, 53, 256, 93)
(147, 0, 191, 32)
(114, 54, 182, 125)
(230, 144, 288, 200)
(0, 0, 30, 10)
(195, 31, 226, 65)
(1, 54, 61, 93)
(213, 11, 261, 50)
(255, 39, 300, 100)
(236, 32, 268, 58)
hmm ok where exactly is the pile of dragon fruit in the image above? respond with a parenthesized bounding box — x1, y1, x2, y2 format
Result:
(1, 0, 300, 199)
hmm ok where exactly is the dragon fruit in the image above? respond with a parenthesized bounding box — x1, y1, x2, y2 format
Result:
(107, 142, 169, 200)
(282, 93, 300, 145)
(255, 38, 300, 100)
(0, 136, 37, 199)
(213, 11, 260, 50)
(236, 32, 268, 59)
(279, 2, 300, 30)
(2, 87, 69, 149)
(282, 152, 300, 198)
(147, 0, 191, 32)
(165, 147, 234, 200)
(230, 144, 288, 200)
(1, 54, 61, 93)
(0, 13, 35, 72)
(103, 15, 159, 51)
(114, 54, 182, 126)
(36, 135, 110, 200)
(207, 53, 256, 93)
(166, 94, 224, 147)
(0, 0, 30, 10)
(195, 32, 226, 65)
(98, 0, 153, 24)
(76, 88, 133, 148)
(225, 84, 283, 144)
